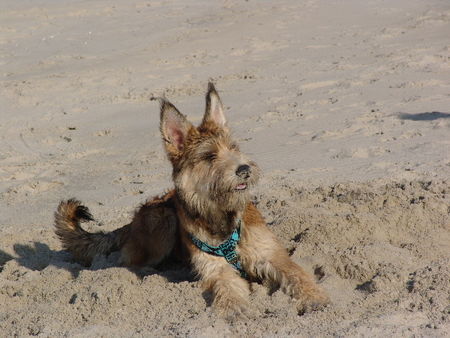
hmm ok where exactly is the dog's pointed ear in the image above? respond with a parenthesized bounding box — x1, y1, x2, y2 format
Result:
(159, 98, 192, 154)
(202, 82, 226, 128)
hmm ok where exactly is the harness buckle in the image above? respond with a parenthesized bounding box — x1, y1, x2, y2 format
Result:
(189, 221, 246, 278)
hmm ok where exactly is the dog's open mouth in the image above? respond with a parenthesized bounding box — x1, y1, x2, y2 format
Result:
(235, 183, 247, 191)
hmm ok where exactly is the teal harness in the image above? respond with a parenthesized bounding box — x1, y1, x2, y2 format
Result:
(189, 220, 247, 278)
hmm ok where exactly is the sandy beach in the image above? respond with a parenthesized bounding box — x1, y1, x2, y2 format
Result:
(1, 0, 449, 336)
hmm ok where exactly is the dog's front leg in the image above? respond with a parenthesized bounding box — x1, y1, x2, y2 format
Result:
(241, 224, 329, 314)
(191, 249, 250, 319)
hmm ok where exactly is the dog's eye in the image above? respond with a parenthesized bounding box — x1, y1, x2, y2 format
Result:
(202, 152, 216, 162)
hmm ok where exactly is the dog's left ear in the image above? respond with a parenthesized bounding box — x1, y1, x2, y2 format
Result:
(202, 82, 226, 128)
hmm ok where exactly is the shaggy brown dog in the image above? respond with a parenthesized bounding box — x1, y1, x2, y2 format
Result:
(54, 83, 329, 318)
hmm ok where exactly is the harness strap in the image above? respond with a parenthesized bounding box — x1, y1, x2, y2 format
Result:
(189, 220, 247, 278)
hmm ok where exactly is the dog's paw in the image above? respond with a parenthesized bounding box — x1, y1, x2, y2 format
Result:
(214, 296, 251, 322)
(296, 288, 330, 315)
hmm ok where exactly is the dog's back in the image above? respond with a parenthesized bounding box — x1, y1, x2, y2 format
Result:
(54, 190, 178, 267)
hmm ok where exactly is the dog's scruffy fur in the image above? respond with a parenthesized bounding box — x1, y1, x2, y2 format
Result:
(54, 83, 329, 318)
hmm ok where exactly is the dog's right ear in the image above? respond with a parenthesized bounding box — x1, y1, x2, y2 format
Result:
(159, 98, 193, 155)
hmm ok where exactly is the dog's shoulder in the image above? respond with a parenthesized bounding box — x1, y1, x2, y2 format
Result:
(243, 202, 265, 227)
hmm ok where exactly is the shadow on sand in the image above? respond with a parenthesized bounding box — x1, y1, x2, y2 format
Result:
(0, 241, 193, 283)
(398, 111, 450, 121)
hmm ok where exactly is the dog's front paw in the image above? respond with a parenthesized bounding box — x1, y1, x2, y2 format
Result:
(214, 296, 250, 321)
(296, 287, 330, 315)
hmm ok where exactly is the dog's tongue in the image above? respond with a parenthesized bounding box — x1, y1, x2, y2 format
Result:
(236, 183, 247, 190)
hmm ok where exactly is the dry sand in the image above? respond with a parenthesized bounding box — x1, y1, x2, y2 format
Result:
(1, 0, 449, 336)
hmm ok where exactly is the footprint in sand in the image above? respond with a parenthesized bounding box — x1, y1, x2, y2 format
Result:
(330, 147, 391, 159)
(4, 180, 63, 199)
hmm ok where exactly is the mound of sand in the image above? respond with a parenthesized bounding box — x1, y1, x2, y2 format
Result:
(1, 179, 448, 336)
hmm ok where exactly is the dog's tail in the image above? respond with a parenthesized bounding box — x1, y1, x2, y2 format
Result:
(54, 199, 129, 265)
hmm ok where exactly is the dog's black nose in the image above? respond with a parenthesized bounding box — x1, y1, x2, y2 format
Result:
(236, 164, 251, 178)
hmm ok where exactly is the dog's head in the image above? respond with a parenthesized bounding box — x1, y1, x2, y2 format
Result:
(159, 83, 260, 214)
